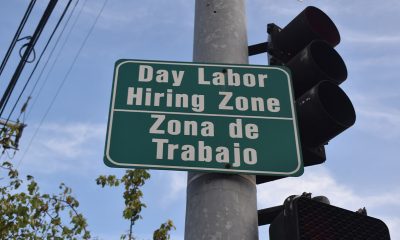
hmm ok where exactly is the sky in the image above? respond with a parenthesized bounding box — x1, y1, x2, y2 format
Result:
(0, 0, 399, 239)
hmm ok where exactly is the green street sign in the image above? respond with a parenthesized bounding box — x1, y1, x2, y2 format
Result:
(104, 59, 303, 176)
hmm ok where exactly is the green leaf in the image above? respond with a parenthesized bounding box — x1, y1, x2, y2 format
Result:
(27, 181, 38, 195)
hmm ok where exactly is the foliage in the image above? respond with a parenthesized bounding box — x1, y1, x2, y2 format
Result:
(0, 122, 25, 150)
(153, 220, 176, 240)
(96, 170, 175, 240)
(0, 161, 90, 239)
(0, 123, 174, 239)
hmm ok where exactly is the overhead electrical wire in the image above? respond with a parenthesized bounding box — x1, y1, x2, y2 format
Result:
(3, 0, 75, 127)
(0, 0, 59, 119)
(17, 0, 110, 169)
(26, 0, 88, 120)
(0, 0, 37, 79)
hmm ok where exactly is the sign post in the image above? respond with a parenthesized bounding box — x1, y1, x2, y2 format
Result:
(104, 59, 303, 177)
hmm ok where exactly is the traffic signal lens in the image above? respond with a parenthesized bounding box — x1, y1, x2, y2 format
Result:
(256, 6, 355, 184)
(287, 40, 347, 98)
(304, 6, 340, 47)
(296, 81, 356, 147)
(309, 40, 347, 84)
(318, 81, 356, 128)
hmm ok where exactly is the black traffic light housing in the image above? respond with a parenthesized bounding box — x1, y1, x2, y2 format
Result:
(251, 6, 356, 184)
(268, 195, 391, 240)
(267, 6, 340, 65)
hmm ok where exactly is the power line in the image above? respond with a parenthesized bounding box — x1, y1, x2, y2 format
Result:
(26, 0, 88, 120)
(0, 0, 59, 118)
(0, 0, 37, 79)
(17, 0, 110, 169)
(3, 0, 75, 126)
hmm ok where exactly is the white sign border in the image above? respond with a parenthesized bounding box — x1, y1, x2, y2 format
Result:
(105, 60, 302, 176)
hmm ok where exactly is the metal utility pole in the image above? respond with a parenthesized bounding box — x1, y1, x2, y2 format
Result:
(185, 0, 258, 239)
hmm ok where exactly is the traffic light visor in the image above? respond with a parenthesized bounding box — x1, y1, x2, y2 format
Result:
(318, 81, 356, 129)
(296, 81, 356, 147)
(304, 6, 340, 47)
(272, 6, 341, 58)
(287, 40, 348, 97)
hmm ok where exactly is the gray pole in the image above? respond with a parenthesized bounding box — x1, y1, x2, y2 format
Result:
(185, 1, 258, 239)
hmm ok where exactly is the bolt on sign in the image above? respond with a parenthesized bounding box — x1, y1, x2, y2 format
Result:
(104, 59, 303, 176)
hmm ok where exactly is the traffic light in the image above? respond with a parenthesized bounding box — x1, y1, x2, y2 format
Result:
(251, 6, 356, 184)
(266, 194, 391, 240)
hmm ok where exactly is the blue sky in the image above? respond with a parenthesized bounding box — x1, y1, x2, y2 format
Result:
(1, 0, 399, 239)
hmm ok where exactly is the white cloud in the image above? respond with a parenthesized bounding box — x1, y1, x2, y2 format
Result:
(347, 54, 400, 68)
(153, 171, 187, 206)
(40, 123, 105, 157)
(80, 0, 193, 31)
(383, 216, 400, 240)
(357, 107, 400, 139)
(251, 1, 301, 17)
(18, 122, 106, 174)
(341, 27, 400, 46)
(167, 171, 187, 200)
(345, 34, 400, 44)
(258, 168, 348, 208)
(352, 94, 400, 139)
(258, 167, 400, 209)
(85, 3, 150, 30)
